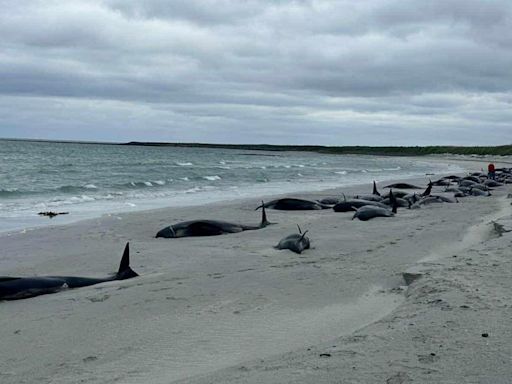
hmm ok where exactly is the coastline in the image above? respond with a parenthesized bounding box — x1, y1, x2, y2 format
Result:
(0, 154, 470, 236)
(1, 158, 511, 383)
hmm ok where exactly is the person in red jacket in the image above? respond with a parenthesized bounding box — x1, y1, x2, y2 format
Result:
(488, 163, 496, 180)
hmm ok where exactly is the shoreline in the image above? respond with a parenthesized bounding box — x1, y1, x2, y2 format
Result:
(0, 155, 475, 237)
(1, 159, 511, 383)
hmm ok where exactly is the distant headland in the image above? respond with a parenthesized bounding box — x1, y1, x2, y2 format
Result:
(122, 141, 512, 156)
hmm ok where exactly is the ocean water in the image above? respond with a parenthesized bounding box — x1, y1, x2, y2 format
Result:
(0, 139, 463, 232)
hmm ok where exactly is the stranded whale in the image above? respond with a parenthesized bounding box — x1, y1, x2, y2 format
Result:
(256, 198, 330, 210)
(156, 204, 271, 238)
(0, 243, 137, 301)
(274, 225, 311, 254)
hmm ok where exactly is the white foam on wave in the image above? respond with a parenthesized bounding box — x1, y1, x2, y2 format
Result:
(176, 162, 193, 166)
(185, 187, 202, 193)
(203, 175, 221, 181)
(84, 184, 98, 189)
(335, 171, 348, 175)
(144, 181, 153, 187)
(180, 177, 190, 181)
(153, 180, 166, 185)
(69, 195, 95, 203)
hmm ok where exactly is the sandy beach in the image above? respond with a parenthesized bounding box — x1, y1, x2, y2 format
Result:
(1, 157, 511, 384)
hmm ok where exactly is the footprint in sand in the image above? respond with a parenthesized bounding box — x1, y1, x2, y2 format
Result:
(87, 294, 110, 302)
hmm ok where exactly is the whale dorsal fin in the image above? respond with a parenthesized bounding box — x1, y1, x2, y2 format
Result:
(373, 181, 380, 196)
(260, 201, 272, 227)
(118, 243, 130, 274)
(117, 242, 138, 279)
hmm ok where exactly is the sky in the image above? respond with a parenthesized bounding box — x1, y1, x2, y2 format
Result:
(1, 0, 512, 146)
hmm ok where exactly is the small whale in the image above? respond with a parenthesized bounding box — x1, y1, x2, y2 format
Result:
(257, 198, 330, 210)
(469, 188, 491, 197)
(0, 243, 138, 301)
(353, 194, 383, 202)
(333, 197, 389, 212)
(384, 183, 422, 189)
(352, 191, 397, 220)
(156, 203, 271, 238)
(352, 206, 395, 221)
(274, 225, 310, 254)
(410, 196, 445, 208)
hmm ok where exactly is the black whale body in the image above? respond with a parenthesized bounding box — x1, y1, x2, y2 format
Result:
(333, 199, 388, 212)
(156, 205, 271, 238)
(257, 198, 330, 210)
(0, 243, 137, 301)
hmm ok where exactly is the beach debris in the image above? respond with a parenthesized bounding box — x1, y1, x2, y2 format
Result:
(319, 353, 331, 358)
(38, 211, 69, 218)
(482, 333, 489, 338)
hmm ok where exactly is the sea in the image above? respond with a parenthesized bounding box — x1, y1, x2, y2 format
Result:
(0, 139, 464, 233)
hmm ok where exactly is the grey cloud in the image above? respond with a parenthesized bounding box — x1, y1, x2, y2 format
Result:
(0, 0, 511, 145)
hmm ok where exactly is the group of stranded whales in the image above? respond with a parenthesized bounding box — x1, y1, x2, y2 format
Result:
(4, 167, 511, 301)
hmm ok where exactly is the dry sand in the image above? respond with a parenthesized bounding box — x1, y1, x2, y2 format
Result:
(1, 158, 511, 383)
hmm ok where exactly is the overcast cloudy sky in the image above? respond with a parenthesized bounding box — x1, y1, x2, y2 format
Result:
(1, 0, 511, 145)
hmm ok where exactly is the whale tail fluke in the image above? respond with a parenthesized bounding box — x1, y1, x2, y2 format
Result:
(116, 243, 139, 280)
(422, 179, 433, 197)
